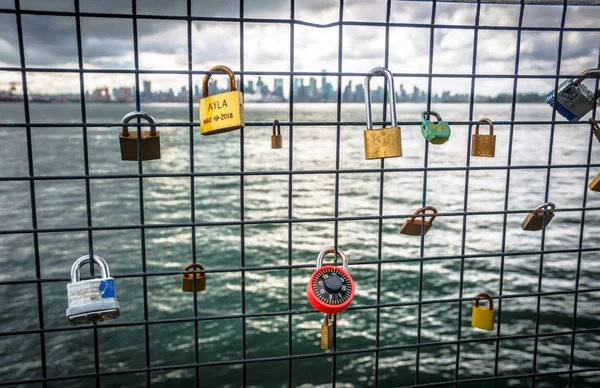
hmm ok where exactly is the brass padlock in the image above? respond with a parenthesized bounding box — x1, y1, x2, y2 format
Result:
(320, 313, 333, 350)
(199, 65, 244, 135)
(181, 263, 206, 292)
(471, 118, 496, 158)
(363, 67, 402, 160)
(471, 293, 494, 331)
(589, 172, 600, 191)
(271, 119, 282, 149)
(119, 111, 161, 161)
(399, 206, 438, 236)
(590, 118, 600, 143)
(521, 202, 555, 231)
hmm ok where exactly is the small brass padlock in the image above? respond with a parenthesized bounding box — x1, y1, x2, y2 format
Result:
(119, 111, 160, 161)
(590, 118, 600, 143)
(399, 206, 438, 236)
(320, 313, 334, 350)
(420, 111, 451, 144)
(471, 118, 496, 158)
(363, 67, 402, 160)
(547, 68, 600, 121)
(521, 202, 555, 231)
(271, 119, 282, 149)
(182, 263, 206, 292)
(471, 293, 494, 331)
(199, 65, 244, 135)
(589, 172, 600, 192)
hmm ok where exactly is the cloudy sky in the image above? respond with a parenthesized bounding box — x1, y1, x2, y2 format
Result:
(0, 0, 598, 96)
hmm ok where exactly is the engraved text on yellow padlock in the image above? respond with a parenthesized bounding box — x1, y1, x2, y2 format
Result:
(471, 118, 496, 158)
(363, 67, 402, 160)
(182, 264, 206, 292)
(471, 293, 494, 331)
(199, 65, 244, 135)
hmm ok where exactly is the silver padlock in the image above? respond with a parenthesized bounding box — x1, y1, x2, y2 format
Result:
(547, 68, 600, 121)
(65, 255, 120, 326)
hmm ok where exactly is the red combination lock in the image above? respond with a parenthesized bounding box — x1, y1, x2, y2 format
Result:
(306, 248, 355, 315)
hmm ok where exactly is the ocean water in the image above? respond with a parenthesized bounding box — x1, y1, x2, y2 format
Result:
(0, 102, 599, 388)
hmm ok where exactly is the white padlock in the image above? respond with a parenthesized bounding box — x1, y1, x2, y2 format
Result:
(65, 254, 120, 326)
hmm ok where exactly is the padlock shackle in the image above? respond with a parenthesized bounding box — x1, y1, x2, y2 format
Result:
(202, 65, 237, 98)
(590, 118, 600, 132)
(533, 202, 556, 215)
(474, 118, 494, 135)
(421, 111, 442, 123)
(572, 68, 600, 86)
(70, 254, 110, 283)
(316, 247, 349, 272)
(121, 111, 157, 137)
(364, 67, 397, 130)
(474, 293, 493, 310)
(409, 206, 438, 224)
(272, 119, 281, 136)
(184, 263, 205, 273)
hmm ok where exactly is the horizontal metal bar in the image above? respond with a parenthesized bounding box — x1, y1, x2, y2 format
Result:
(1, 328, 598, 386)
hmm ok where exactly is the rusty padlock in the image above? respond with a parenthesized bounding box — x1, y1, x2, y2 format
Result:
(521, 202, 555, 231)
(399, 206, 438, 236)
(471, 118, 496, 158)
(119, 111, 161, 161)
(182, 263, 206, 292)
(271, 119, 282, 149)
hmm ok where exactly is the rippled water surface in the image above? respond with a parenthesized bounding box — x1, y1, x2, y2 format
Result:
(0, 102, 599, 387)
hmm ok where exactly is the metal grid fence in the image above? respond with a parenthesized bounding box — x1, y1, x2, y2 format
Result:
(0, 0, 599, 387)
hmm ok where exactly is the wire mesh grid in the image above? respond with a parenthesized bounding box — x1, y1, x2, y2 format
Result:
(0, 0, 599, 387)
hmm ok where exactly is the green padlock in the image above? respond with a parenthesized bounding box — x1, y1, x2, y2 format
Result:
(420, 111, 451, 145)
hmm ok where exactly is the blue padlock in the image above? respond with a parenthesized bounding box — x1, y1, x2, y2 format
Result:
(547, 68, 600, 122)
(420, 111, 451, 144)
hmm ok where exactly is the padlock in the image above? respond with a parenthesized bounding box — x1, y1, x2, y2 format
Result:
(119, 111, 161, 161)
(306, 248, 355, 315)
(65, 255, 120, 326)
(271, 119, 282, 149)
(320, 313, 334, 350)
(471, 118, 496, 158)
(199, 65, 244, 135)
(521, 202, 556, 231)
(182, 263, 206, 292)
(363, 67, 402, 160)
(420, 111, 451, 145)
(590, 118, 600, 143)
(547, 68, 600, 121)
(471, 293, 494, 331)
(399, 206, 438, 236)
(589, 173, 600, 192)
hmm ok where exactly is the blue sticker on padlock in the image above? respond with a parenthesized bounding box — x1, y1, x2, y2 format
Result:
(98, 279, 115, 298)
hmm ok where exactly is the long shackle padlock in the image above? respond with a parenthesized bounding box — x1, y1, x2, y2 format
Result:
(119, 111, 161, 161)
(471, 118, 496, 157)
(199, 65, 245, 135)
(521, 202, 556, 231)
(547, 68, 600, 122)
(363, 67, 402, 160)
(65, 255, 120, 326)
(306, 248, 355, 315)
(271, 119, 283, 149)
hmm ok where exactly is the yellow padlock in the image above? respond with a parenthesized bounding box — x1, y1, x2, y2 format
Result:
(589, 172, 600, 191)
(199, 65, 244, 135)
(471, 118, 496, 157)
(471, 293, 495, 331)
(181, 263, 206, 292)
(590, 118, 600, 143)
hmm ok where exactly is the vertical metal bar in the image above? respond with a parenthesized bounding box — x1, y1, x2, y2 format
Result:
(13, 0, 47, 386)
(73, 0, 100, 385)
(374, 1, 393, 386)
(287, 0, 295, 387)
(415, 1, 437, 385)
(239, 0, 247, 386)
(493, 2, 525, 386)
(532, 3, 568, 387)
(331, 1, 345, 386)
(455, 1, 481, 384)
(185, 0, 200, 386)
(567, 37, 600, 388)
(130, 1, 151, 386)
